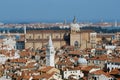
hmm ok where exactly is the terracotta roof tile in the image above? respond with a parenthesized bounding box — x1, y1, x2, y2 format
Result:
(109, 69, 120, 75)
(110, 58, 120, 63)
(10, 58, 27, 63)
(88, 54, 110, 61)
(39, 66, 53, 72)
(91, 70, 112, 78)
(81, 65, 99, 72)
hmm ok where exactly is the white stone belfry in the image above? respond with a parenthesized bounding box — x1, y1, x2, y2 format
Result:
(46, 35, 55, 67)
(70, 16, 80, 31)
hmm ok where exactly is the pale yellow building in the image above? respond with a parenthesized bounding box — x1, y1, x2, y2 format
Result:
(25, 19, 95, 50)
(25, 30, 68, 49)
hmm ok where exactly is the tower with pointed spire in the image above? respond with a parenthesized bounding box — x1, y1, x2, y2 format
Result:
(73, 16, 76, 24)
(46, 35, 55, 67)
(70, 16, 80, 32)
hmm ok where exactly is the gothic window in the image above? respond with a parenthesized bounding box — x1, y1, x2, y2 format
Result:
(38, 36, 40, 39)
(107, 68, 110, 72)
(29, 36, 31, 39)
(56, 36, 58, 39)
(112, 68, 114, 70)
(74, 41, 79, 47)
(94, 77, 97, 80)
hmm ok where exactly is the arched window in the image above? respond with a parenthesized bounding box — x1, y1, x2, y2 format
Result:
(94, 77, 97, 80)
(56, 36, 58, 39)
(107, 68, 110, 72)
(74, 41, 79, 47)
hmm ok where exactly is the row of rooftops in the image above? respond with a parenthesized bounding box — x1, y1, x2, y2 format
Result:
(0, 27, 120, 79)
(0, 43, 120, 79)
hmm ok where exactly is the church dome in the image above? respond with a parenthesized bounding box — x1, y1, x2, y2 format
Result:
(78, 57, 87, 65)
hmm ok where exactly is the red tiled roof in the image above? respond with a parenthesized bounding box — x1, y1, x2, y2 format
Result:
(39, 66, 53, 72)
(10, 58, 27, 63)
(91, 70, 112, 78)
(109, 69, 120, 75)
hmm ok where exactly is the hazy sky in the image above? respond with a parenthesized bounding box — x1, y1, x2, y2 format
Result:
(0, 0, 119, 23)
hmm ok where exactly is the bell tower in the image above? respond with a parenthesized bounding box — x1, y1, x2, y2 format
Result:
(70, 17, 81, 49)
(46, 35, 55, 67)
(70, 16, 80, 33)
(73, 16, 77, 24)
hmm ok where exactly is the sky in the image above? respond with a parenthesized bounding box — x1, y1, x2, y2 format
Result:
(0, 0, 120, 23)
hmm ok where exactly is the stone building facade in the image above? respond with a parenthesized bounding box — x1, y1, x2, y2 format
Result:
(25, 20, 95, 50)
(25, 29, 69, 49)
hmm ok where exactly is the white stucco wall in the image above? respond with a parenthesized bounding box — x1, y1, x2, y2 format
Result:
(63, 70, 84, 79)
